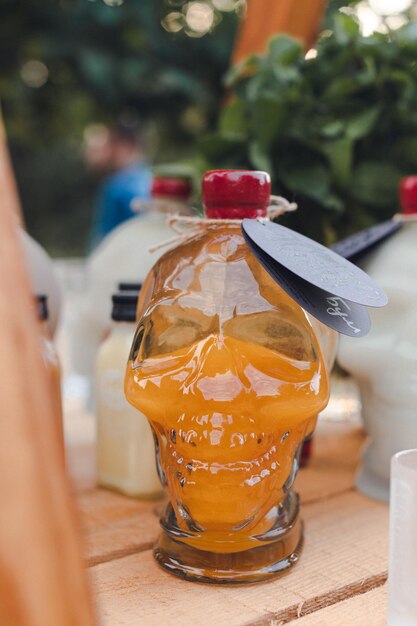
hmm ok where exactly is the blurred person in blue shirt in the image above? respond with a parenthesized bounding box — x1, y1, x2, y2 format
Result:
(85, 118, 152, 250)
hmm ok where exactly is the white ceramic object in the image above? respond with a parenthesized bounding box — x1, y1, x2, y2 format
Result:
(338, 180, 417, 502)
(96, 318, 162, 498)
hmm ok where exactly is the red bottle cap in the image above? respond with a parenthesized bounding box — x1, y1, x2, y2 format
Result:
(202, 170, 271, 219)
(400, 176, 417, 215)
(152, 177, 192, 201)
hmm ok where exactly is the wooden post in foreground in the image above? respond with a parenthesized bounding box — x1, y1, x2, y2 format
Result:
(232, 0, 327, 64)
(0, 112, 95, 625)
(0, 107, 24, 225)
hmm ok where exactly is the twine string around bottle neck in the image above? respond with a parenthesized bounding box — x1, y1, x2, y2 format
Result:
(148, 195, 297, 253)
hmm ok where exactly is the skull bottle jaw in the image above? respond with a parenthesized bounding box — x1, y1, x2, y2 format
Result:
(202, 170, 271, 220)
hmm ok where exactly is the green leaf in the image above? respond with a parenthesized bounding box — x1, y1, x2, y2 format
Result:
(320, 120, 344, 139)
(323, 78, 361, 101)
(224, 54, 265, 88)
(321, 137, 353, 189)
(268, 35, 303, 66)
(345, 107, 380, 140)
(320, 192, 344, 212)
(219, 100, 248, 139)
(394, 136, 417, 168)
(248, 141, 272, 172)
(351, 162, 401, 208)
(198, 134, 245, 163)
(393, 23, 417, 49)
(333, 13, 360, 45)
(279, 162, 331, 204)
(271, 63, 301, 84)
(251, 96, 286, 148)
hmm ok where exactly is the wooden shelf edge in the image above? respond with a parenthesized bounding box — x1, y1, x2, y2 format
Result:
(86, 541, 156, 568)
(245, 571, 388, 626)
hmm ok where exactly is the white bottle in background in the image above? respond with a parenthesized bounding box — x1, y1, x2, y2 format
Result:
(338, 176, 417, 501)
(19, 230, 61, 336)
(71, 176, 193, 384)
(96, 291, 162, 498)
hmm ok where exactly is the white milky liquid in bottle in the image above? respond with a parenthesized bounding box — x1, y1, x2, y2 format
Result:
(96, 291, 162, 498)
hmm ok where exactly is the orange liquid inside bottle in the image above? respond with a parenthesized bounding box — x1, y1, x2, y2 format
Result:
(125, 171, 329, 583)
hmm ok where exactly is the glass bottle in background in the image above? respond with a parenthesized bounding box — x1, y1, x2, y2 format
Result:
(70, 176, 194, 395)
(21, 231, 61, 336)
(96, 291, 162, 498)
(148, 176, 194, 216)
(338, 176, 417, 501)
(118, 282, 142, 292)
(125, 170, 330, 583)
(37, 294, 64, 454)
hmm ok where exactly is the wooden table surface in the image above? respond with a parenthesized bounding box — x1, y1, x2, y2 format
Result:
(74, 419, 388, 626)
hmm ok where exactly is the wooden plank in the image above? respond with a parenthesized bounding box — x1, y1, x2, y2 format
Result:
(0, 112, 94, 624)
(91, 491, 388, 626)
(0, 109, 24, 224)
(232, 0, 327, 65)
(296, 420, 364, 505)
(79, 420, 365, 567)
(286, 584, 387, 625)
(78, 490, 161, 566)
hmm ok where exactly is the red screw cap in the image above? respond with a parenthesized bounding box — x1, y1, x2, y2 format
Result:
(152, 177, 192, 201)
(400, 176, 417, 215)
(202, 170, 271, 219)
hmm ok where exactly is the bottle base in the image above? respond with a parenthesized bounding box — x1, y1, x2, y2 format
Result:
(153, 516, 303, 584)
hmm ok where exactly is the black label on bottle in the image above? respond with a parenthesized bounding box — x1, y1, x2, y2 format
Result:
(242, 220, 386, 337)
(331, 220, 402, 263)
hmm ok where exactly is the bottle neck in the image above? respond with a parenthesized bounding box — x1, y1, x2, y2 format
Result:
(204, 205, 267, 220)
(151, 197, 191, 217)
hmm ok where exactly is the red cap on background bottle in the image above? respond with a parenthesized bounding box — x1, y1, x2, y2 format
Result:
(202, 170, 271, 219)
(400, 176, 417, 215)
(152, 177, 192, 201)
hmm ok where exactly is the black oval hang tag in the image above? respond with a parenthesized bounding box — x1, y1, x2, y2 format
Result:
(241, 220, 386, 338)
(331, 219, 402, 263)
(242, 220, 387, 307)
(244, 233, 371, 337)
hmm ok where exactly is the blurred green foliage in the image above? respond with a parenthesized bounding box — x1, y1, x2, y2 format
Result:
(0, 0, 239, 255)
(198, 13, 417, 243)
(2, 0, 414, 253)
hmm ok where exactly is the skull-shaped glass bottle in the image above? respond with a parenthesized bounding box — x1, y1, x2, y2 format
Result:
(125, 170, 330, 583)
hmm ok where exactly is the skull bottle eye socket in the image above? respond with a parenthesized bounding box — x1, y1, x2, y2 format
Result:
(129, 323, 143, 363)
(129, 321, 150, 365)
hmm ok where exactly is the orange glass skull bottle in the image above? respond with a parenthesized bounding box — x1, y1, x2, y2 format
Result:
(125, 170, 330, 583)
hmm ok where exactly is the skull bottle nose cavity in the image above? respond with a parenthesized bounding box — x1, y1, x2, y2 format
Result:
(193, 335, 241, 377)
(191, 336, 245, 402)
(202, 170, 271, 220)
